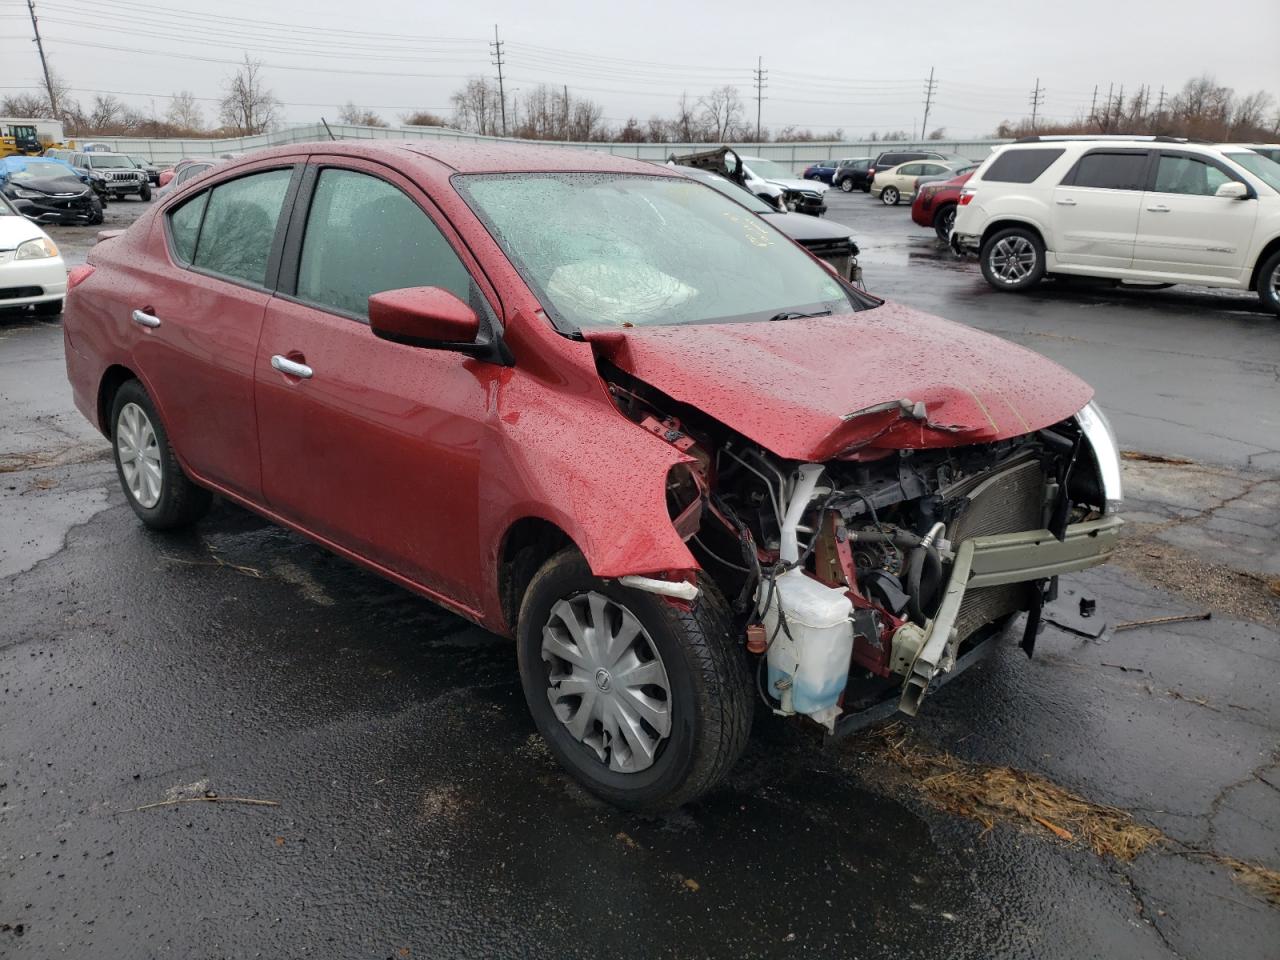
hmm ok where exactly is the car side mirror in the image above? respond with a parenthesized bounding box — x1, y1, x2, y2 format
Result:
(369, 286, 479, 346)
(368, 286, 514, 365)
(1215, 181, 1249, 200)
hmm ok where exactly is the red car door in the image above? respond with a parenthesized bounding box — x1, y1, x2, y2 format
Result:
(254, 159, 501, 612)
(131, 160, 303, 501)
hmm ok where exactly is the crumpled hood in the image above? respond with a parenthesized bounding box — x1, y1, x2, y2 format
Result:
(770, 177, 827, 194)
(586, 300, 1092, 461)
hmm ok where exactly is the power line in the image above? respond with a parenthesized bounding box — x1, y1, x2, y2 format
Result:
(920, 66, 937, 136)
(490, 24, 507, 136)
(753, 56, 767, 144)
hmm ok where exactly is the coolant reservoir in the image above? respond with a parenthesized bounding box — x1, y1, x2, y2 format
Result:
(763, 568, 854, 731)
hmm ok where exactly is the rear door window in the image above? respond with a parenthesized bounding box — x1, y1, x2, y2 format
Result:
(295, 168, 471, 319)
(983, 148, 1064, 183)
(1064, 152, 1149, 190)
(167, 192, 208, 263)
(191, 168, 293, 287)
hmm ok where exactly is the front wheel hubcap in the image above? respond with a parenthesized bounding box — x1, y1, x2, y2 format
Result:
(116, 401, 162, 508)
(989, 236, 1037, 284)
(541, 591, 672, 773)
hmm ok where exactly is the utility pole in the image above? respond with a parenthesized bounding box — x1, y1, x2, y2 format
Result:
(920, 66, 937, 140)
(1115, 84, 1125, 129)
(1089, 85, 1098, 126)
(752, 56, 767, 144)
(1029, 78, 1044, 129)
(1103, 82, 1114, 131)
(490, 24, 507, 136)
(1155, 85, 1166, 126)
(25, 0, 58, 118)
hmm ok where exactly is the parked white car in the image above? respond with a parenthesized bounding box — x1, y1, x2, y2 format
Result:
(951, 137, 1280, 314)
(741, 156, 829, 215)
(0, 193, 66, 316)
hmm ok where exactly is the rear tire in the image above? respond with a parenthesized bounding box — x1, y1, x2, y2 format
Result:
(980, 226, 1046, 292)
(839, 177, 854, 193)
(933, 204, 957, 242)
(1255, 250, 1280, 316)
(110, 379, 212, 530)
(516, 549, 751, 811)
(881, 186, 900, 205)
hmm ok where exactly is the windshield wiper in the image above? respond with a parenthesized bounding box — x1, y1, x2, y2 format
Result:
(768, 309, 832, 322)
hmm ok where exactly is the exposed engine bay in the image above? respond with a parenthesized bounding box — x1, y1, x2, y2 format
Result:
(603, 362, 1123, 734)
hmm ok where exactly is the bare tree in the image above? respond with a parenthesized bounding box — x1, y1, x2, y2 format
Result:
(401, 110, 446, 127)
(166, 90, 203, 131)
(337, 102, 387, 127)
(89, 94, 125, 130)
(672, 93, 698, 143)
(219, 55, 279, 135)
(0, 92, 50, 118)
(927, 126, 947, 140)
(698, 86, 743, 142)
(450, 77, 504, 136)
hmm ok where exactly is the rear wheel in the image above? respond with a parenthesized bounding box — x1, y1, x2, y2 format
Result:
(517, 549, 751, 811)
(881, 186, 900, 205)
(1255, 250, 1280, 315)
(839, 177, 855, 193)
(110, 380, 212, 530)
(980, 226, 1046, 292)
(933, 204, 957, 241)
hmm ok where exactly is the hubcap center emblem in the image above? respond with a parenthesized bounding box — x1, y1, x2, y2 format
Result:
(594, 668, 612, 692)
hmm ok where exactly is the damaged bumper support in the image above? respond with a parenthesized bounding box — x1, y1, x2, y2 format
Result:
(897, 514, 1123, 715)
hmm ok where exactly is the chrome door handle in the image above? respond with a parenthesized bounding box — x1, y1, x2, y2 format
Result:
(1146, 204, 1171, 212)
(271, 355, 313, 379)
(1055, 198, 1077, 206)
(131, 309, 161, 328)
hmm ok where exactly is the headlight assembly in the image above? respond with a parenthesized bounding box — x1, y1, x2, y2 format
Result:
(15, 237, 59, 260)
(12, 187, 44, 199)
(1075, 400, 1122, 513)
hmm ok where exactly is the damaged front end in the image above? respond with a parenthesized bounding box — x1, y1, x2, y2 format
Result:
(603, 366, 1123, 735)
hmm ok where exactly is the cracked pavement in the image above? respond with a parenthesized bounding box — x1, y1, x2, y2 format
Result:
(0, 194, 1277, 958)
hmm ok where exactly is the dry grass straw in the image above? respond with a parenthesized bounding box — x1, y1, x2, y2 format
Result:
(864, 723, 1280, 906)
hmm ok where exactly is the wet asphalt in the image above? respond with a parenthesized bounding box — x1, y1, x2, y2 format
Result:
(1, 192, 1278, 958)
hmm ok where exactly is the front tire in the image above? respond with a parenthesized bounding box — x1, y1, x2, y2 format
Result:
(110, 380, 212, 530)
(139, 184, 152, 202)
(517, 549, 751, 811)
(933, 204, 957, 241)
(980, 226, 1046, 292)
(1256, 249, 1280, 316)
(881, 186, 900, 205)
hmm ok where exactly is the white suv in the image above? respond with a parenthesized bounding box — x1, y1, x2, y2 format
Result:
(951, 137, 1280, 314)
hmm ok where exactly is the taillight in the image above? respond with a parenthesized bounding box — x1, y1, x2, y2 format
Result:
(67, 264, 95, 291)
(959, 188, 976, 206)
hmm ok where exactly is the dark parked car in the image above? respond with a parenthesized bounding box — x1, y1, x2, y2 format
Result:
(867, 150, 963, 186)
(0, 155, 103, 225)
(802, 160, 836, 184)
(63, 141, 1122, 810)
(832, 157, 872, 193)
(675, 165, 862, 282)
(127, 155, 162, 185)
(911, 170, 973, 240)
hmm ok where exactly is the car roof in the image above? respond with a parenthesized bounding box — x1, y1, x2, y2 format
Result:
(219, 140, 674, 176)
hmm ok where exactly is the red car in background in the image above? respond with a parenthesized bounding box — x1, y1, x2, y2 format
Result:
(61, 141, 1122, 811)
(911, 170, 973, 241)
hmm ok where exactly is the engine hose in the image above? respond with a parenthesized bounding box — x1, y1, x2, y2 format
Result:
(907, 544, 943, 626)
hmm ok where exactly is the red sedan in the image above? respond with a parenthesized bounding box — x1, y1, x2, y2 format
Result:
(912, 170, 974, 240)
(62, 142, 1122, 809)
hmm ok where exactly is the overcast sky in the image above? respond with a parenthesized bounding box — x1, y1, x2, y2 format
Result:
(3, 0, 1278, 138)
